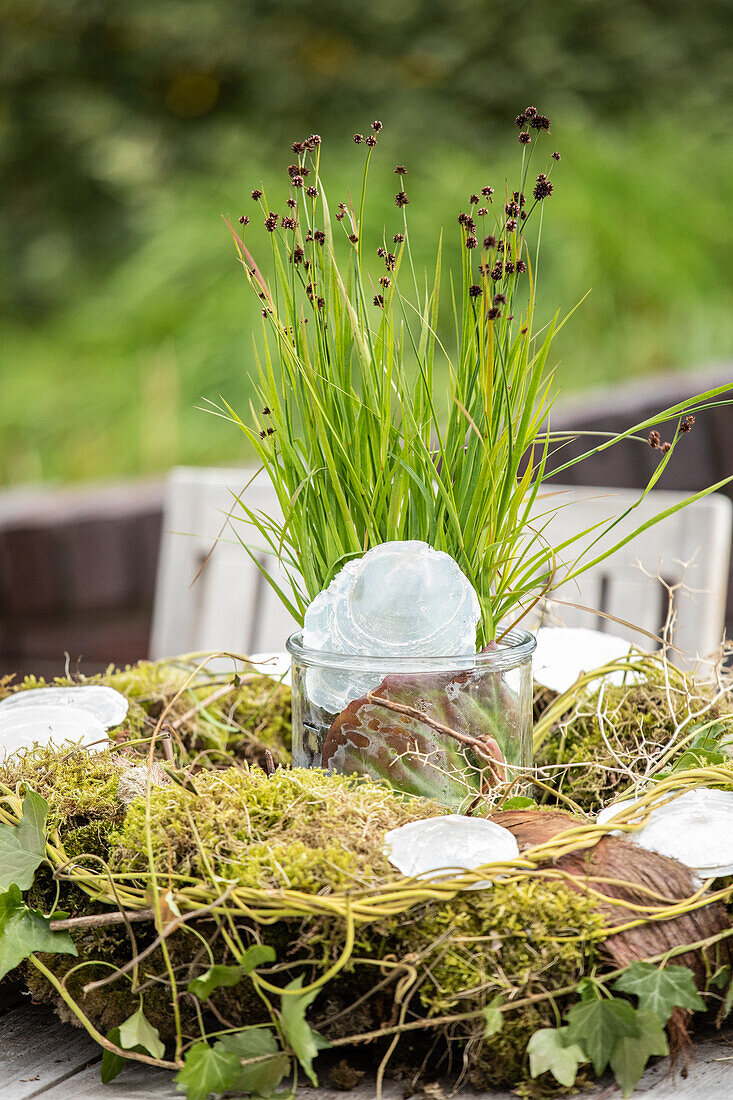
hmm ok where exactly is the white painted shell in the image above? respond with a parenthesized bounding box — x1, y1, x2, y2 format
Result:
(597, 787, 733, 877)
(303, 541, 481, 712)
(0, 685, 128, 728)
(0, 705, 109, 757)
(533, 627, 634, 695)
(384, 813, 519, 888)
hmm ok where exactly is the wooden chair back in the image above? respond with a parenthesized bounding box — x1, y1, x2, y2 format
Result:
(150, 468, 732, 662)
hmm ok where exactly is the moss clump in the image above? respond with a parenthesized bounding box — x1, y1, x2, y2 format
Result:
(538, 673, 733, 813)
(111, 766, 443, 891)
(0, 745, 126, 832)
(0, 660, 293, 770)
(387, 878, 603, 1088)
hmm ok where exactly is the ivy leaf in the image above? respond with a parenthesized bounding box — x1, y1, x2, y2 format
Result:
(174, 1041, 242, 1100)
(217, 1027, 290, 1097)
(241, 943, 276, 974)
(0, 884, 76, 981)
(527, 1027, 586, 1087)
(101, 1028, 126, 1084)
(279, 976, 330, 1087)
(609, 1009, 668, 1097)
(0, 790, 49, 891)
(101, 1004, 165, 1083)
(482, 995, 504, 1037)
(566, 997, 639, 1075)
(119, 1004, 165, 1059)
(613, 962, 705, 1024)
(187, 964, 244, 1001)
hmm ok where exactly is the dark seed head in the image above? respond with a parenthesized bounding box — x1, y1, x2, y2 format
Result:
(680, 415, 695, 433)
(372, 120, 383, 132)
(251, 188, 263, 200)
(264, 212, 278, 231)
(481, 186, 494, 199)
(519, 131, 531, 145)
(239, 215, 249, 225)
(506, 218, 517, 232)
(468, 284, 482, 298)
(393, 232, 405, 243)
(348, 233, 359, 243)
(487, 306, 502, 320)
(365, 135, 377, 147)
(516, 260, 527, 274)
(493, 293, 506, 305)
(524, 106, 537, 118)
(660, 441, 672, 454)
(484, 234, 497, 249)
(648, 430, 661, 449)
(373, 293, 384, 307)
(530, 113, 551, 131)
(395, 191, 409, 207)
(465, 235, 477, 249)
(353, 134, 363, 144)
(469, 193, 479, 205)
(286, 197, 297, 208)
(394, 165, 408, 175)
(515, 112, 528, 127)
(551, 151, 561, 161)
(533, 174, 554, 200)
(313, 229, 325, 244)
(306, 185, 319, 197)
(379, 275, 392, 287)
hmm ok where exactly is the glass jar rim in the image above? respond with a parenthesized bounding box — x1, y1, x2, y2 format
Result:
(285, 626, 536, 672)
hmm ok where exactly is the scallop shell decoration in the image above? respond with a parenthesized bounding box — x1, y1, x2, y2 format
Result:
(597, 787, 733, 878)
(384, 814, 519, 888)
(0, 685, 128, 757)
(302, 540, 481, 713)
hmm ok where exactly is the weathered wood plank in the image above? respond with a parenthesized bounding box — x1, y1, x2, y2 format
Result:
(0, 1002, 100, 1099)
(1, 1004, 731, 1098)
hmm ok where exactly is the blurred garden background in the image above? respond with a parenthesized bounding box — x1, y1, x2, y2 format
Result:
(2, 0, 733, 487)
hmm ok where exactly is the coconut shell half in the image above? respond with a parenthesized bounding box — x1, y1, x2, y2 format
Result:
(488, 809, 731, 1051)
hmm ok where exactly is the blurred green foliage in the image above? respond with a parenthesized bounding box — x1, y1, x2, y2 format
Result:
(1, 0, 732, 483)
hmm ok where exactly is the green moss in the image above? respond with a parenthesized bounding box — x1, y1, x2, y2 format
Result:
(110, 765, 443, 891)
(0, 746, 125, 832)
(382, 878, 602, 1087)
(0, 660, 293, 769)
(539, 675, 733, 813)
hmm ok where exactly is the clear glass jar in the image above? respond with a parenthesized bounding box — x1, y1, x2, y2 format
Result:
(286, 629, 536, 808)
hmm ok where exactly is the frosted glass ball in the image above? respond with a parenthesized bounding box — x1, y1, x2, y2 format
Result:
(302, 540, 481, 712)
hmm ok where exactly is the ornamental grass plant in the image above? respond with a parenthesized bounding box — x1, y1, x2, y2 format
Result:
(217, 110, 732, 647)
